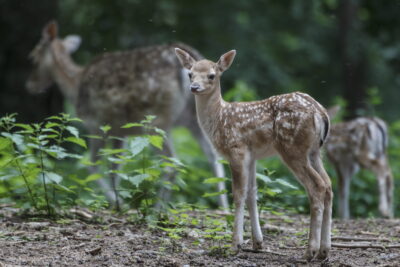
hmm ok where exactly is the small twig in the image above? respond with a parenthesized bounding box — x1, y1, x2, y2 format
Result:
(279, 245, 306, 250)
(263, 223, 296, 233)
(62, 242, 85, 250)
(332, 236, 391, 242)
(86, 246, 102, 256)
(0, 203, 15, 208)
(108, 222, 122, 228)
(357, 231, 380, 236)
(109, 216, 125, 223)
(72, 236, 91, 242)
(332, 242, 386, 249)
(241, 248, 287, 256)
(70, 208, 93, 220)
(386, 244, 400, 249)
(292, 258, 308, 264)
(2, 231, 26, 236)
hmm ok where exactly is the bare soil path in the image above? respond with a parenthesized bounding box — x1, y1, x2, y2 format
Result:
(1, 208, 399, 266)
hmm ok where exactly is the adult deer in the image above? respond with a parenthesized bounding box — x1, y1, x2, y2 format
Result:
(325, 106, 393, 219)
(175, 48, 332, 260)
(26, 21, 228, 209)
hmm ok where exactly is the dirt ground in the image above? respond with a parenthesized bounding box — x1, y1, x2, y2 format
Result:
(1, 207, 399, 267)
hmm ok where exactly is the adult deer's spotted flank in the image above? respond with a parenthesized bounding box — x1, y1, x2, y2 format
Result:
(175, 48, 333, 261)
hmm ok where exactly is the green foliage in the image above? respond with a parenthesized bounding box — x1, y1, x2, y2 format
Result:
(95, 115, 183, 217)
(2, 110, 397, 220)
(223, 81, 258, 102)
(256, 166, 306, 215)
(202, 177, 228, 198)
(156, 204, 232, 256)
(171, 126, 226, 208)
(0, 113, 87, 216)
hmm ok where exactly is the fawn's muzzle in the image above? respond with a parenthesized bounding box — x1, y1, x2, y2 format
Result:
(190, 83, 201, 93)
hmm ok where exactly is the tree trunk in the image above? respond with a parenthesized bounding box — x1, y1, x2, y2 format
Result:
(0, 0, 62, 123)
(338, 0, 367, 119)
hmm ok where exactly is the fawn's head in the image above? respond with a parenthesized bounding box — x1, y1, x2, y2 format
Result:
(26, 20, 81, 93)
(175, 48, 236, 95)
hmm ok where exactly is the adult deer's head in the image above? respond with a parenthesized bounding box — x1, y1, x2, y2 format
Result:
(26, 21, 81, 93)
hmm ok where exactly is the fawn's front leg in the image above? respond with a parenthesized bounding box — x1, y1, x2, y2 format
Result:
(229, 152, 250, 252)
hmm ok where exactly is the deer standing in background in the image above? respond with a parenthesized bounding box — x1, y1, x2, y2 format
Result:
(26, 21, 229, 209)
(325, 106, 393, 219)
(175, 48, 332, 261)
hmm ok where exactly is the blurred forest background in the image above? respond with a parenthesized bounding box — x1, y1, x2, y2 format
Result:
(1, 0, 400, 218)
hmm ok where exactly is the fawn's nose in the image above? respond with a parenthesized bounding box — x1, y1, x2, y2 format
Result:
(190, 83, 200, 93)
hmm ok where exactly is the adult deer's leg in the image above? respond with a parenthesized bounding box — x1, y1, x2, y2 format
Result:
(245, 157, 263, 250)
(110, 138, 124, 211)
(309, 150, 333, 259)
(385, 160, 394, 218)
(229, 151, 249, 251)
(184, 114, 229, 209)
(89, 137, 116, 203)
(281, 154, 327, 261)
(371, 159, 393, 218)
(335, 163, 355, 219)
(198, 134, 229, 209)
(155, 134, 177, 209)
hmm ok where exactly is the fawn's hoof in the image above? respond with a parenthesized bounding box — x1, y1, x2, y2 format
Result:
(253, 240, 263, 250)
(317, 247, 330, 260)
(304, 248, 318, 262)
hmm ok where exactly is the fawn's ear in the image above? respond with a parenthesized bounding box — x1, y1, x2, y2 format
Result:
(175, 48, 196, 70)
(62, 35, 82, 54)
(326, 105, 341, 119)
(217, 50, 236, 73)
(42, 20, 58, 41)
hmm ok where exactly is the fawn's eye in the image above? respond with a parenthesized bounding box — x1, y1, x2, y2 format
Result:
(208, 74, 215, 80)
(188, 73, 192, 79)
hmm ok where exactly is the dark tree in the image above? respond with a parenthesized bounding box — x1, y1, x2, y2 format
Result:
(0, 0, 63, 122)
(338, 0, 367, 119)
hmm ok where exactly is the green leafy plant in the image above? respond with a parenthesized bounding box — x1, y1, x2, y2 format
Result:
(256, 167, 305, 215)
(0, 113, 87, 216)
(155, 204, 232, 257)
(92, 115, 188, 218)
(202, 177, 228, 198)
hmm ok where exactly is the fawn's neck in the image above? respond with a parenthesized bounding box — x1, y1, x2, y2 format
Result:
(194, 83, 226, 138)
(50, 42, 83, 104)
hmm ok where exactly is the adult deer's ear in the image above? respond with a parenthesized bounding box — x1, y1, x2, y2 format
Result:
(217, 50, 236, 73)
(42, 20, 58, 41)
(62, 35, 82, 54)
(175, 48, 196, 70)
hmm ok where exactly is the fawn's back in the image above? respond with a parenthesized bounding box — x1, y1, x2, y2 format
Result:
(203, 92, 329, 160)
